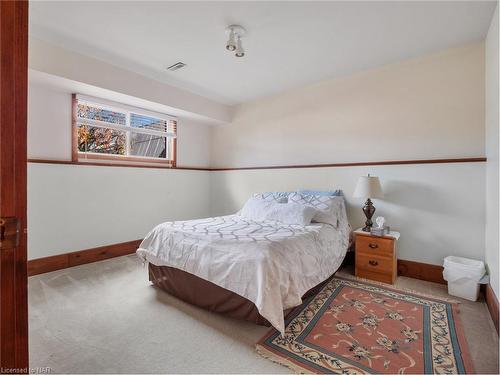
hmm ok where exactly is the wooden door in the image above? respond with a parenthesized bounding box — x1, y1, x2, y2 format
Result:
(0, 0, 29, 370)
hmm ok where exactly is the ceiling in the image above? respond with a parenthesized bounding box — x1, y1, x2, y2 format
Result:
(29, 1, 497, 105)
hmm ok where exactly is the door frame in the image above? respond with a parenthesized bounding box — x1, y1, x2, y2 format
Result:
(0, 0, 29, 370)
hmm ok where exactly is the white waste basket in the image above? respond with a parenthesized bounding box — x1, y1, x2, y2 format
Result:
(443, 256, 485, 301)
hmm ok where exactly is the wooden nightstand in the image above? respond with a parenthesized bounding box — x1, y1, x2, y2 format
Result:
(354, 228, 400, 284)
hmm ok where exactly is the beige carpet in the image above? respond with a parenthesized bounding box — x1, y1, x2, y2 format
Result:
(29, 255, 499, 374)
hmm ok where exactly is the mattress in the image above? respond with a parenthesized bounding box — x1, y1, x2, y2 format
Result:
(137, 214, 349, 334)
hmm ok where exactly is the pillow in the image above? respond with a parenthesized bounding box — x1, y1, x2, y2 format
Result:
(287, 192, 344, 228)
(252, 191, 290, 203)
(264, 201, 317, 225)
(298, 189, 342, 197)
(239, 197, 274, 221)
(239, 197, 316, 225)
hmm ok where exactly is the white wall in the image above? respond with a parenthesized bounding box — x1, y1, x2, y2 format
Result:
(485, 4, 499, 299)
(211, 43, 484, 168)
(28, 84, 72, 160)
(28, 164, 210, 259)
(28, 39, 489, 270)
(210, 163, 485, 266)
(209, 43, 487, 267)
(28, 82, 213, 167)
(28, 82, 213, 259)
(177, 120, 212, 168)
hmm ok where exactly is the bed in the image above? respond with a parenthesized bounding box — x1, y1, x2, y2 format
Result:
(137, 193, 350, 334)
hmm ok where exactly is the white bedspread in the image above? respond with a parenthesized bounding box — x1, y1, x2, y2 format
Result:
(136, 215, 349, 334)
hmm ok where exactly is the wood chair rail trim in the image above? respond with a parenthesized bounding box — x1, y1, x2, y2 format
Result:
(28, 157, 486, 172)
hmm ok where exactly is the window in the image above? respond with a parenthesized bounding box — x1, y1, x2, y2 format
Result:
(72, 94, 177, 166)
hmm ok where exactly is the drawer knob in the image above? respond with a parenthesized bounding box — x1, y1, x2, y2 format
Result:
(368, 260, 378, 266)
(368, 243, 378, 249)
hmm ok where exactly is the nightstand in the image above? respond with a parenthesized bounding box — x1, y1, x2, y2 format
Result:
(354, 228, 400, 284)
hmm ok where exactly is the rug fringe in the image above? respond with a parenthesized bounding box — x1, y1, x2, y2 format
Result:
(256, 276, 469, 374)
(256, 345, 311, 374)
(336, 274, 461, 304)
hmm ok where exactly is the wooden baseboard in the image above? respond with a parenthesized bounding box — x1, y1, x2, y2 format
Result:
(27, 248, 446, 281)
(28, 239, 142, 276)
(485, 283, 499, 334)
(28, 244, 500, 335)
(397, 259, 446, 284)
(397, 259, 498, 334)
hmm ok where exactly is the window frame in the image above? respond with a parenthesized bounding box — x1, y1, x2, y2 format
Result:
(72, 94, 177, 167)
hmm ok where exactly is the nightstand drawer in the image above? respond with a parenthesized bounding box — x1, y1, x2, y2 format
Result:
(356, 235, 394, 258)
(356, 252, 394, 275)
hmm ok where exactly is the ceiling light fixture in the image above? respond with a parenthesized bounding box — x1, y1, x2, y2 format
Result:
(225, 25, 246, 58)
(226, 28, 236, 51)
(235, 36, 245, 57)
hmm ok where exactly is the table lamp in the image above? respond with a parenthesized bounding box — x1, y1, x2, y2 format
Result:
(353, 174, 384, 232)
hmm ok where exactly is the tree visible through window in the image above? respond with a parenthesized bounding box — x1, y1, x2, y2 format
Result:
(73, 94, 177, 166)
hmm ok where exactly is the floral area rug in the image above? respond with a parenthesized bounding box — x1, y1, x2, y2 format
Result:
(256, 277, 474, 374)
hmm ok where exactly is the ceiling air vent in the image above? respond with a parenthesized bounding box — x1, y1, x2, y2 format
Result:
(166, 62, 186, 71)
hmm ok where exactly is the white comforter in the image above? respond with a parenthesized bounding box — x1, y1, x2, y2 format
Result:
(136, 215, 349, 334)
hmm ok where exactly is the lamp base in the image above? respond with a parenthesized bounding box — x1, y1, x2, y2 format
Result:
(362, 198, 376, 232)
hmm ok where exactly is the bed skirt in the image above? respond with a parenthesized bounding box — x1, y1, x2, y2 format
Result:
(148, 263, 332, 326)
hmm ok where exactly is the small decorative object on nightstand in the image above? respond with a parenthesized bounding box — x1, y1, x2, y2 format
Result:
(354, 228, 400, 284)
(371, 216, 390, 236)
(353, 174, 383, 232)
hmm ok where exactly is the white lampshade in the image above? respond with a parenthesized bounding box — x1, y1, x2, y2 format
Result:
(353, 175, 383, 199)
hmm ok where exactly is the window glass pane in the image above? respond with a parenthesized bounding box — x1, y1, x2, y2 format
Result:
(130, 113, 168, 133)
(77, 125, 126, 155)
(130, 133, 167, 159)
(77, 103, 126, 125)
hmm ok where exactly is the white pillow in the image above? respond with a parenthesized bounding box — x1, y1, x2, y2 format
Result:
(252, 192, 289, 203)
(264, 201, 317, 225)
(239, 197, 316, 225)
(287, 193, 344, 228)
(239, 197, 274, 221)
